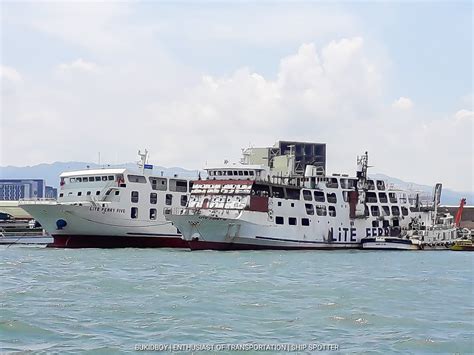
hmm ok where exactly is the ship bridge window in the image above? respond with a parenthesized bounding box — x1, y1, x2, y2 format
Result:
(316, 205, 327, 216)
(251, 184, 269, 197)
(376, 180, 385, 190)
(302, 190, 312, 201)
(327, 193, 337, 203)
(128, 175, 146, 183)
(371, 205, 380, 216)
(328, 206, 336, 217)
(88, 177, 95, 182)
(340, 178, 356, 189)
(249, 171, 255, 176)
(314, 191, 325, 202)
(382, 205, 390, 216)
(367, 180, 375, 190)
(233, 171, 238, 176)
(389, 192, 397, 203)
(391, 206, 400, 216)
(379, 192, 388, 203)
(102, 176, 107, 181)
(238, 171, 243, 176)
(244, 171, 249, 176)
(217, 171, 222, 176)
(108, 176, 114, 181)
(150, 177, 167, 191)
(76, 177, 82, 182)
(289, 217, 297, 225)
(131, 191, 139, 203)
(271, 186, 284, 198)
(170, 179, 187, 192)
(275, 216, 284, 225)
(150, 208, 157, 220)
(150, 193, 157, 204)
(326, 178, 338, 189)
(165, 194, 172, 206)
(366, 192, 377, 203)
(95, 176, 101, 181)
(286, 188, 300, 200)
(302, 218, 310, 226)
(305, 203, 314, 215)
(69, 178, 76, 183)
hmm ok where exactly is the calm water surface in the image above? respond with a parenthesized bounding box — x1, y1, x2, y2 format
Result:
(1, 246, 473, 354)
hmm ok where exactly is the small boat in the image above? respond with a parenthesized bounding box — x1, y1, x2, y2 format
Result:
(361, 236, 420, 250)
(451, 239, 474, 251)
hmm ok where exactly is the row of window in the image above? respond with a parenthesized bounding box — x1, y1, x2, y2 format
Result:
(369, 205, 409, 217)
(131, 207, 158, 220)
(305, 204, 337, 217)
(68, 175, 115, 183)
(302, 190, 337, 203)
(275, 216, 310, 226)
(131, 191, 187, 206)
(318, 177, 386, 191)
(60, 190, 119, 197)
(208, 170, 256, 177)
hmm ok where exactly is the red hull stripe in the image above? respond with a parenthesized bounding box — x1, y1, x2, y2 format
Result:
(49, 235, 188, 249)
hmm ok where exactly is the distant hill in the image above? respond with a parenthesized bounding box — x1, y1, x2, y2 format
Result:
(0, 162, 471, 205)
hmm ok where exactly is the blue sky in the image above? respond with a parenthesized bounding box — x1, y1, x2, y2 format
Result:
(1, 1, 472, 191)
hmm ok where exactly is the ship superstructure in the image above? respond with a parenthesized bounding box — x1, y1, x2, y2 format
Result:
(20, 151, 196, 248)
(166, 142, 457, 250)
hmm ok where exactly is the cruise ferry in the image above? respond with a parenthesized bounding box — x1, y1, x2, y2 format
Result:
(19, 151, 196, 248)
(166, 141, 458, 250)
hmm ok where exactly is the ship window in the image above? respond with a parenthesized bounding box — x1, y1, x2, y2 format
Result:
(77, 191, 82, 196)
(367, 180, 375, 190)
(328, 206, 336, 217)
(389, 192, 397, 203)
(289, 217, 297, 225)
(271, 186, 284, 198)
(69, 178, 76, 183)
(170, 179, 187, 192)
(302, 190, 312, 201)
(165, 194, 172, 205)
(249, 171, 254, 176)
(88, 177, 94, 182)
(316, 205, 327, 216)
(150, 208, 157, 220)
(327, 193, 337, 203)
(150, 177, 167, 191)
(275, 216, 284, 225)
(189, 181, 194, 191)
(372, 220, 379, 227)
(302, 218, 310, 226)
(181, 195, 188, 206)
(68, 192, 73, 195)
(96, 191, 100, 195)
(305, 204, 314, 215)
(76, 177, 82, 182)
(252, 184, 269, 197)
(376, 180, 385, 190)
(342, 191, 349, 202)
(95, 176, 101, 181)
(238, 171, 243, 176)
(127, 175, 146, 183)
(102, 176, 107, 181)
(393, 219, 400, 227)
(314, 191, 325, 202)
(244, 171, 249, 176)
(286, 188, 300, 200)
(131, 207, 138, 219)
(371, 205, 380, 216)
(391, 206, 400, 216)
(150, 193, 157, 204)
(82, 177, 89, 182)
(131, 191, 139, 203)
(382, 205, 390, 216)
(59, 193, 64, 197)
(114, 191, 119, 196)
(233, 171, 238, 176)
(383, 220, 389, 228)
(401, 206, 409, 216)
(108, 176, 114, 180)
(340, 178, 356, 189)
(379, 192, 388, 203)
(277, 201, 282, 206)
(367, 192, 377, 203)
(326, 178, 338, 188)
(86, 191, 91, 196)
(399, 193, 407, 204)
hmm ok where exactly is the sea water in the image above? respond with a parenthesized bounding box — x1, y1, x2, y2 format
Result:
(1, 246, 473, 354)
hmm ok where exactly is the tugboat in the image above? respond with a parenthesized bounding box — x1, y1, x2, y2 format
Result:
(19, 150, 196, 248)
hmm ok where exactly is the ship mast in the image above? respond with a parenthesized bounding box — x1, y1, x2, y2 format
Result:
(138, 149, 149, 174)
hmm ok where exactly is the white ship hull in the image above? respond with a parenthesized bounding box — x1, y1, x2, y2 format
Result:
(361, 237, 420, 250)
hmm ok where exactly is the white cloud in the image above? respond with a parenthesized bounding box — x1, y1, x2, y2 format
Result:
(454, 109, 474, 122)
(57, 58, 100, 74)
(392, 97, 414, 110)
(0, 65, 22, 83)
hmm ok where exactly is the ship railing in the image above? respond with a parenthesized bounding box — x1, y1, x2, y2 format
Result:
(18, 198, 58, 205)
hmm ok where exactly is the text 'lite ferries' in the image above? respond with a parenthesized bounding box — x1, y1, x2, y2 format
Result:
(20, 151, 196, 248)
(166, 141, 457, 250)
